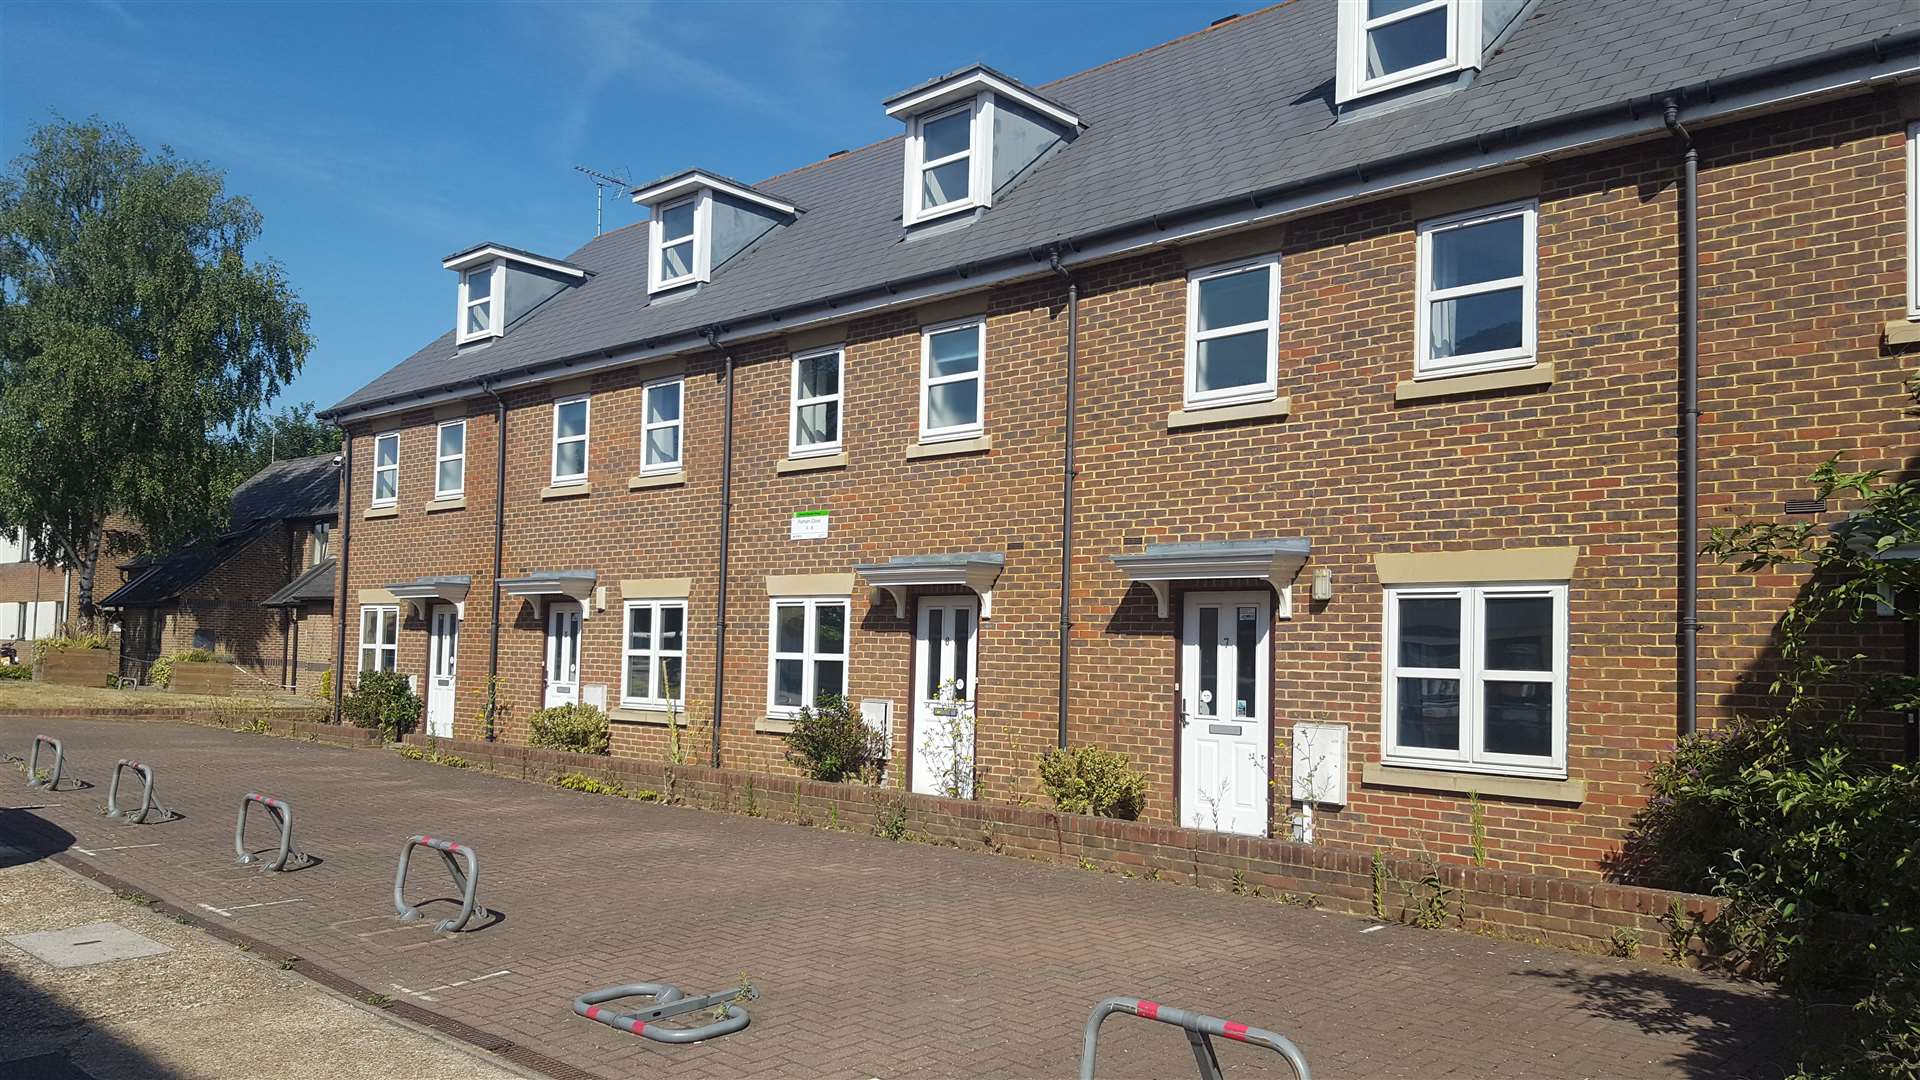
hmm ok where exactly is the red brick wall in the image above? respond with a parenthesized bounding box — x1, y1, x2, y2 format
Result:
(341, 93, 1918, 881)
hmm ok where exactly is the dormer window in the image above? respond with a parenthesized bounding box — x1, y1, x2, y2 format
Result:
(1336, 0, 1490, 105)
(632, 170, 798, 296)
(885, 65, 1080, 228)
(442, 243, 588, 345)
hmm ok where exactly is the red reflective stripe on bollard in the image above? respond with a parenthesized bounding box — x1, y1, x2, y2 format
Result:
(632, 1022, 645, 1035)
(1222, 1022, 1248, 1042)
(585, 1006, 600, 1021)
(1136, 1000, 1159, 1019)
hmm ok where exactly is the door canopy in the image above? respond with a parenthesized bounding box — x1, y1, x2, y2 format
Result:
(385, 575, 472, 620)
(498, 570, 598, 618)
(854, 552, 1005, 619)
(1111, 538, 1310, 619)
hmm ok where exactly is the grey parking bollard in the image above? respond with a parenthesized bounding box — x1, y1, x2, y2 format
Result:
(393, 835, 489, 933)
(573, 981, 758, 1043)
(235, 793, 313, 871)
(25, 735, 65, 790)
(1079, 997, 1309, 1080)
(103, 760, 179, 824)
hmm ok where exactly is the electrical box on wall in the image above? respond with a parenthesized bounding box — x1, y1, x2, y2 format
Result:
(1290, 722, 1348, 807)
(582, 684, 608, 711)
(859, 698, 894, 739)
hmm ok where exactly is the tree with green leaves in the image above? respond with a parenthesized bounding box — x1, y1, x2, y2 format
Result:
(226, 400, 342, 487)
(0, 117, 312, 625)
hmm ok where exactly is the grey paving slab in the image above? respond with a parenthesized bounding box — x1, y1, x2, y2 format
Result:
(5, 921, 169, 969)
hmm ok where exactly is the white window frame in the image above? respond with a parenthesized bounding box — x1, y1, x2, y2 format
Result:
(903, 96, 992, 226)
(1381, 582, 1567, 779)
(434, 419, 466, 499)
(1337, 0, 1483, 104)
(620, 599, 687, 708)
(1907, 121, 1918, 321)
(766, 597, 849, 719)
(370, 432, 400, 507)
(918, 318, 986, 443)
(788, 345, 845, 458)
(647, 191, 710, 294)
(640, 377, 684, 475)
(550, 396, 590, 486)
(1414, 199, 1538, 379)
(1184, 256, 1281, 409)
(311, 521, 331, 565)
(357, 604, 398, 675)
(457, 260, 501, 343)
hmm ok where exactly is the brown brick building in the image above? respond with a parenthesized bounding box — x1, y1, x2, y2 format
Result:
(321, 1, 1920, 879)
(103, 454, 339, 691)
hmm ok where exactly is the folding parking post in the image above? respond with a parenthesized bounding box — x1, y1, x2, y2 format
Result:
(234, 792, 313, 872)
(393, 835, 489, 933)
(572, 981, 758, 1043)
(1078, 997, 1310, 1080)
(25, 735, 65, 791)
(103, 760, 179, 825)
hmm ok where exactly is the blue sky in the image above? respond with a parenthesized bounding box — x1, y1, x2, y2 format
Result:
(1, 0, 1220, 414)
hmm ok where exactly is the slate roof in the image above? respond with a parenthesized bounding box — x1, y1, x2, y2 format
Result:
(230, 453, 340, 526)
(100, 521, 276, 609)
(329, 0, 1920, 416)
(262, 559, 336, 609)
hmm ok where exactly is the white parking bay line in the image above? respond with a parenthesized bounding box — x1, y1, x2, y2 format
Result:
(391, 968, 512, 1003)
(72, 843, 161, 856)
(197, 898, 306, 919)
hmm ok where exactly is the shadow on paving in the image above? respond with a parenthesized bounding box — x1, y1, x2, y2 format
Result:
(1520, 966, 1795, 1079)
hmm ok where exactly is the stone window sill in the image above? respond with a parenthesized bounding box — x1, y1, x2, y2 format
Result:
(1166, 395, 1291, 431)
(1395, 362, 1555, 403)
(755, 716, 798, 735)
(777, 452, 848, 475)
(541, 482, 591, 500)
(363, 504, 398, 520)
(609, 705, 688, 726)
(424, 496, 465, 513)
(905, 434, 991, 461)
(1362, 762, 1585, 805)
(1883, 318, 1920, 346)
(627, 471, 686, 491)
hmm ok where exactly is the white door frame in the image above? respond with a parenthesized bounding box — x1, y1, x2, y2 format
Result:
(544, 602, 582, 708)
(1178, 590, 1272, 836)
(426, 605, 459, 737)
(912, 595, 979, 798)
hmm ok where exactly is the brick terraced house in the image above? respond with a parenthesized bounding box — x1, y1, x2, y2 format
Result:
(321, 0, 1920, 878)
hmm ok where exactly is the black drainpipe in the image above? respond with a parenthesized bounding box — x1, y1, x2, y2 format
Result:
(1665, 96, 1700, 738)
(1048, 247, 1078, 748)
(331, 434, 352, 725)
(706, 327, 735, 768)
(481, 381, 508, 742)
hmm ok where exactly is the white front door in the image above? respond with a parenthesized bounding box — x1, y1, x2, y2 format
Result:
(427, 606, 459, 737)
(1179, 591, 1271, 836)
(912, 597, 978, 798)
(544, 602, 581, 708)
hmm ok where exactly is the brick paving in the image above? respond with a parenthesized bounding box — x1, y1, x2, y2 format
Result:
(0, 716, 1790, 1079)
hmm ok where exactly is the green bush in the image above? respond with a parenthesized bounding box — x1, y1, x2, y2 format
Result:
(33, 632, 107, 656)
(148, 647, 216, 689)
(0, 664, 30, 680)
(780, 695, 884, 783)
(341, 670, 420, 739)
(527, 703, 611, 755)
(1037, 745, 1147, 819)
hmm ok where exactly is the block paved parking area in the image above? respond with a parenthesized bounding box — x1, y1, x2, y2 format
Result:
(0, 717, 1791, 1079)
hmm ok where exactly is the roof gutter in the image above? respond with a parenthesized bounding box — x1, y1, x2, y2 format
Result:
(322, 32, 1920, 426)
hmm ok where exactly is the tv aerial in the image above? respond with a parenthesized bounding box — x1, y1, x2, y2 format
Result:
(574, 165, 632, 236)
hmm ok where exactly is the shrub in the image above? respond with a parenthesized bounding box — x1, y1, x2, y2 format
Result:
(33, 632, 107, 657)
(312, 668, 333, 702)
(0, 664, 30, 680)
(341, 670, 420, 738)
(781, 695, 884, 783)
(1037, 745, 1147, 819)
(527, 703, 611, 755)
(149, 647, 217, 689)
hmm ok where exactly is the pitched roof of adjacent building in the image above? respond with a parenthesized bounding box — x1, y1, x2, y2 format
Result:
(327, 0, 1919, 419)
(230, 453, 340, 526)
(99, 520, 277, 609)
(262, 558, 337, 609)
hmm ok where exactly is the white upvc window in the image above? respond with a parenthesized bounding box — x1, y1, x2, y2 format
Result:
(311, 521, 331, 565)
(1185, 256, 1280, 408)
(648, 192, 708, 293)
(1907, 121, 1918, 320)
(1336, 0, 1484, 104)
(640, 377, 684, 474)
(434, 419, 466, 499)
(919, 319, 985, 443)
(767, 597, 848, 718)
(904, 97, 989, 225)
(1382, 582, 1567, 778)
(789, 346, 844, 458)
(370, 432, 399, 506)
(621, 599, 687, 707)
(357, 605, 398, 675)
(551, 396, 589, 485)
(458, 261, 500, 342)
(1414, 199, 1537, 379)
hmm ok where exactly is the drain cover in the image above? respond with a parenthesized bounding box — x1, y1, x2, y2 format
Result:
(5, 922, 171, 969)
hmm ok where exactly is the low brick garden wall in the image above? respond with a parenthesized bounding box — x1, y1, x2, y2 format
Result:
(400, 733, 1717, 959)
